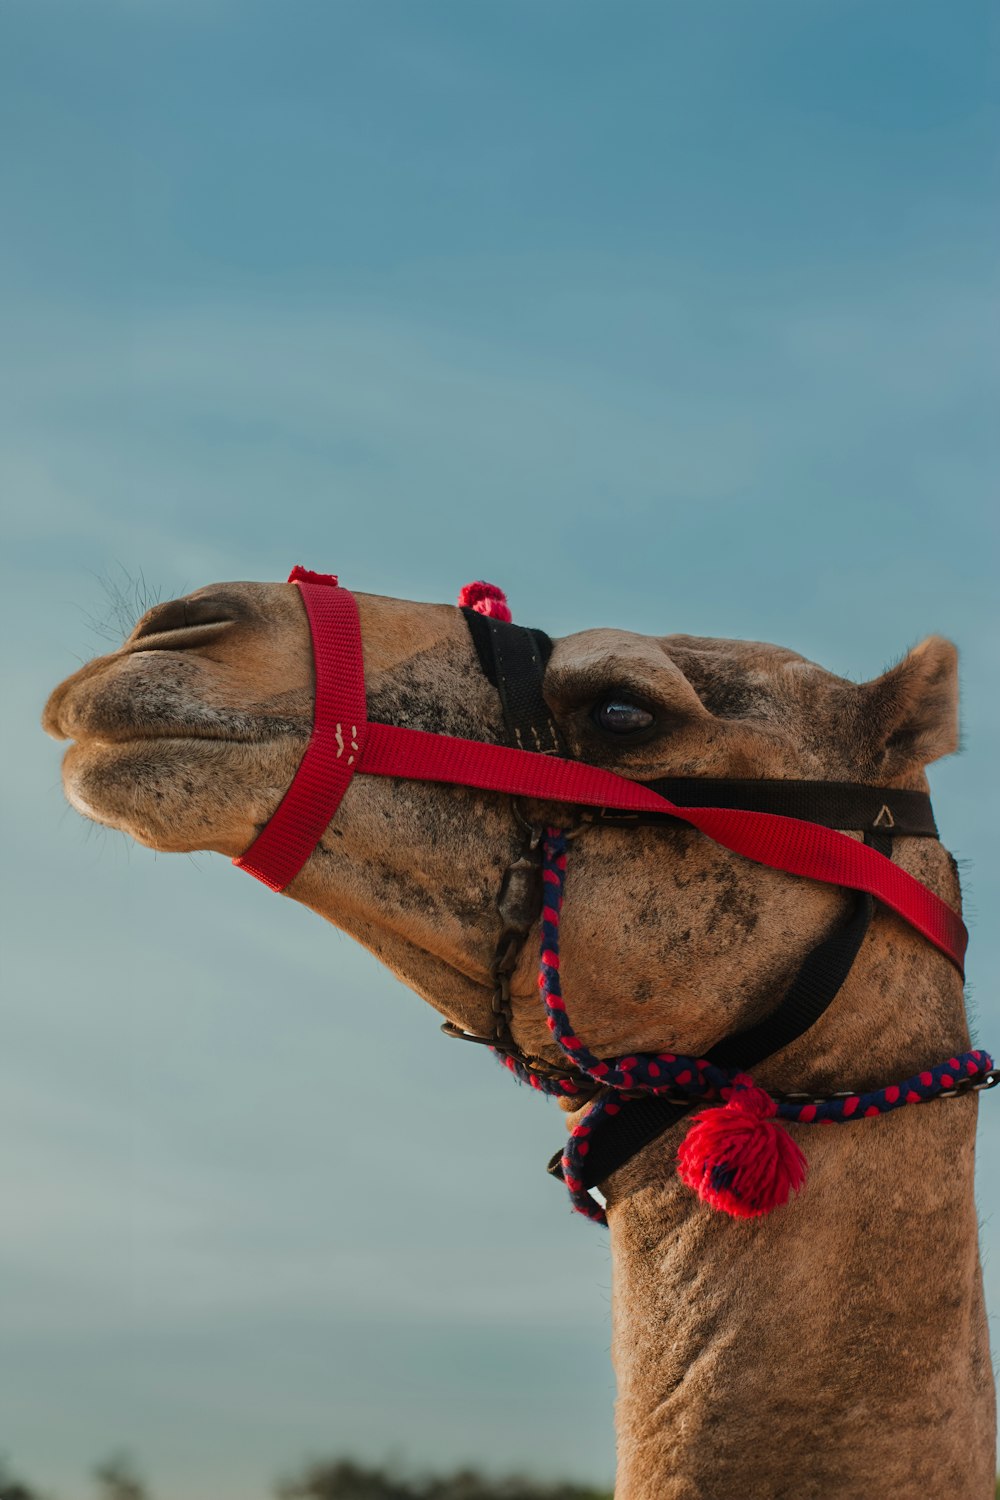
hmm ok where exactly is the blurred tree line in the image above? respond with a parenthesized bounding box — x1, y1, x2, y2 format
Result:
(0, 1455, 613, 1500)
(3, 1454, 999, 1498)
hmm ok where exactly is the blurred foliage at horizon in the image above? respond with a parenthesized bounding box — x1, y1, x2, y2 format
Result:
(0, 1455, 613, 1500)
(4, 1451, 998, 1497)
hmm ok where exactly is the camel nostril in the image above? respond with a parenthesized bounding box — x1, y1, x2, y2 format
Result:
(133, 600, 190, 639)
(132, 597, 237, 641)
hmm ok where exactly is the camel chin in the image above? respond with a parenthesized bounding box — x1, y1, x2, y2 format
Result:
(59, 735, 266, 857)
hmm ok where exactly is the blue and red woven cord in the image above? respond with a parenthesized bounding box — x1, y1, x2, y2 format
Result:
(498, 830, 992, 1225)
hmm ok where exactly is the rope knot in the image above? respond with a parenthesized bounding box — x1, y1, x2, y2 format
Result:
(677, 1072, 807, 1218)
(721, 1073, 779, 1117)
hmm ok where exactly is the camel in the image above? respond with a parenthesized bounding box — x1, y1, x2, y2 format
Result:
(42, 573, 996, 1499)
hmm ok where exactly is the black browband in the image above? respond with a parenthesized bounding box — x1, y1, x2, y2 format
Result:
(460, 608, 937, 1199)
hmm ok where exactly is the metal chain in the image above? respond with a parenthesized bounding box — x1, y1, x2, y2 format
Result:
(489, 816, 593, 1082)
(441, 813, 592, 1085)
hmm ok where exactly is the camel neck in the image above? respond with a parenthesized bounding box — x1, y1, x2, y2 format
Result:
(603, 927, 995, 1499)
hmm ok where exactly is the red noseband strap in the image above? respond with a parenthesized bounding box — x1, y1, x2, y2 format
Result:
(234, 568, 367, 891)
(234, 570, 968, 972)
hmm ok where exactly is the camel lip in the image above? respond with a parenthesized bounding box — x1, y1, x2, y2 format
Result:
(61, 727, 298, 750)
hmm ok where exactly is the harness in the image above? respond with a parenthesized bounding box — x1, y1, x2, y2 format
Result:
(234, 567, 995, 1223)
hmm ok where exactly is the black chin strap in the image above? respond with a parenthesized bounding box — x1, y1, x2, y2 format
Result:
(458, 610, 929, 1198)
(548, 880, 879, 1191)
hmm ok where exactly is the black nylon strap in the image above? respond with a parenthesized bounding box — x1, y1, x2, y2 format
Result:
(865, 827, 894, 859)
(600, 778, 936, 837)
(461, 609, 564, 754)
(550, 888, 875, 1190)
(703, 830, 886, 1089)
(706, 892, 873, 1071)
(547, 1095, 692, 1184)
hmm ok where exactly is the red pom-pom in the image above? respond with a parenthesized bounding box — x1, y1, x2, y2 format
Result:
(676, 1075, 807, 1218)
(457, 580, 512, 622)
(288, 566, 339, 588)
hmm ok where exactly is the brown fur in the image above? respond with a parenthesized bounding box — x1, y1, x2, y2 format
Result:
(42, 582, 994, 1497)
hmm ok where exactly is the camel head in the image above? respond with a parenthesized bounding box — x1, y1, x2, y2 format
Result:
(42, 575, 961, 1082)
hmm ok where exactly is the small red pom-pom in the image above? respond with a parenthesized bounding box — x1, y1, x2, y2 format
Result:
(288, 566, 339, 588)
(457, 580, 512, 622)
(676, 1075, 807, 1218)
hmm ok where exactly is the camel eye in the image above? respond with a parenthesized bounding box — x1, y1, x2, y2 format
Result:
(594, 699, 654, 735)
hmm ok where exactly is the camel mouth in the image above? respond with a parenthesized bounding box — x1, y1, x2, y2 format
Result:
(42, 671, 309, 749)
(60, 727, 292, 750)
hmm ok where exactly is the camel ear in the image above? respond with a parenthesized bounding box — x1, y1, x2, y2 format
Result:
(860, 636, 959, 774)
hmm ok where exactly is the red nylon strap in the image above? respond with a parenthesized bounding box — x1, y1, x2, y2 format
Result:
(359, 723, 966, 970)
(233, 573, 367, 891)
(233, 575, 967, 973)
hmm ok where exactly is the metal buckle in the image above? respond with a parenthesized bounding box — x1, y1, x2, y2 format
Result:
(439, 1021, 497, 1048)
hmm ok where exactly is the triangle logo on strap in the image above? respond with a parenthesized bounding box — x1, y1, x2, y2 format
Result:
(873, 804, 895, 829)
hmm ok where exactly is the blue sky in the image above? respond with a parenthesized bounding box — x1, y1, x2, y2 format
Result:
(2, 2, 998, 1496)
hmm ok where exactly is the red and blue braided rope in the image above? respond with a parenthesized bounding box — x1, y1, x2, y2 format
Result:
(498, 829, 993, 1225)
